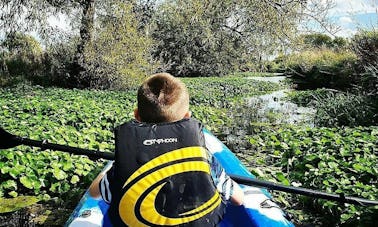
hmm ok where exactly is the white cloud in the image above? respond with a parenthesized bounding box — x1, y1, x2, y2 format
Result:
(330, 0, 378, 16)
(338, 16, 353, 24)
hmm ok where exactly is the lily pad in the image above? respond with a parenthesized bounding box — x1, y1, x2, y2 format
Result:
(0, 196, 40, 213)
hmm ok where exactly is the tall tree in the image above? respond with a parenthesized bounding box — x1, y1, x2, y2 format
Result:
(0, 0, 94, 86)
(0, 0, 158, 87)
(84, 1, 156, 89)
(151, 0, 336, 76)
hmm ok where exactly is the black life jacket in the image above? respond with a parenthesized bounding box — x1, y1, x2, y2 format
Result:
(108, 118, 226, 227)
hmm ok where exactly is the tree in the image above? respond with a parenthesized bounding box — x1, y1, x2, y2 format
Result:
(0, 0, 156, 88)
(151, 0, 336, 77)
(83, 1, 156, 89)
(301, 33, 333, 48)
(0, 0, 94, 86)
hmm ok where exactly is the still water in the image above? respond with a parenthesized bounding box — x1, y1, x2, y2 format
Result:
(248, 77, 315, 126)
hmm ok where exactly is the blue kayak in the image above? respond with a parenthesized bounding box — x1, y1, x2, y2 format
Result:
(65, 129, 294, 227)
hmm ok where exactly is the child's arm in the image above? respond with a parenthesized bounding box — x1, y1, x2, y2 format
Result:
(209, 155, 244, 206)
(229, 180, 244, 205)
(89, 163, 113, 199)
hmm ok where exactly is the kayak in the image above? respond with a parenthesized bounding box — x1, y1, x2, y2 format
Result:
(65, 129, 294, 227)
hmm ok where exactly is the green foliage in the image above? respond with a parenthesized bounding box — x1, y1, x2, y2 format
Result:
(0, 196, 40, 213)
(184, 76, 282, 132)
(286, 89, 330, 107)
(299, 33, 348, 50)
(0, 76, 275, 201)
(301, 33, 333, 48)
(152, 0, 242, 77)
(43, 37, 79, 88)
(247, 126, 378, 226)
(311, 92, 376, 127)
(0, 32, 44, 86)
(152, 0, 306, 77)
(0, 87, 136, 201)
(351, 31, 378, 120)
(285, 49, 358, 89)
(351, 30, 378, 68)
(83, 2, 155, 89)
(0, 75, 376, 226)
(289, 89, 377, 127)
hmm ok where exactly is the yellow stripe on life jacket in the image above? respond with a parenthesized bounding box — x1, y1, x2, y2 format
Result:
(118, 146, 221, 226)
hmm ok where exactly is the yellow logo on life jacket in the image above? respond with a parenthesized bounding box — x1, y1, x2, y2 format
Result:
(118, 146, 221, 226)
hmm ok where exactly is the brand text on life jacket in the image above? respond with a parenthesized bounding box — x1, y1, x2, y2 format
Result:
(143, 138, 178, 146)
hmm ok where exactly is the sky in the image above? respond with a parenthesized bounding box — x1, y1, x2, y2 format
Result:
(328, 0, 378, 37)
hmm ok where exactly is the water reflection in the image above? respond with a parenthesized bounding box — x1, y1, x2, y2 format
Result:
(248, 77, 315, 126)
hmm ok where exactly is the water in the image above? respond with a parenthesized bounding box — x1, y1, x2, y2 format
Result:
(222, 77, 315, 154)
(248, 77, 316, 126)
(247, 75, 286, 83)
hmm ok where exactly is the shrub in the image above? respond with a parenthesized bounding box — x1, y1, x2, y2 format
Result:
(285, 49, 358, 90)
(312, 91, 375, 127)
(289, 89, 376, 127)
(0, 33, 44, 86)
(42, 37, 79, 88)
(351, 30, 378, 68)
(351, 31, 378, 120)
(286, 89, 330, 107)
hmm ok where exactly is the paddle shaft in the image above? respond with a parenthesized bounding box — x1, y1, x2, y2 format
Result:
(228, 174, 378, 206)
(14, 136, 115, 160)
(3, 133, 378, 206)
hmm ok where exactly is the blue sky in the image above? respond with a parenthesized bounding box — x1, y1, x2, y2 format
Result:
(328, 0, 378, 37)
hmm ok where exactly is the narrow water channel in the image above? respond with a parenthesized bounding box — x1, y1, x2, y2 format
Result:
(223, 76, 315, 155)
(247, 76, 315, 126)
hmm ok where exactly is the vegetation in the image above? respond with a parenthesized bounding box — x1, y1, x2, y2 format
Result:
(0, 33, 44, 86)
(284, 49, 358, 89)
(0, 0, 377, 226)
(0, 76, 277, 209)
(288, 89, 377, 127)
(299, 33, 348, 50)
(0, 75, 377, 226)
(83, 2, 155, 89)
(246, 126, 377, 226)
(1, 0, 336, 86)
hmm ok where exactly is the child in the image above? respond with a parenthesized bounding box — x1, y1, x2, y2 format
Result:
(89, 73, 243, 226)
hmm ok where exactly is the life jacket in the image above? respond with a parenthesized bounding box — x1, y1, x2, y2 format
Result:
(108, 118, 226, 227)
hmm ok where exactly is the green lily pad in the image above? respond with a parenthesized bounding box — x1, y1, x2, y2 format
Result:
(0, 196, 40, 213)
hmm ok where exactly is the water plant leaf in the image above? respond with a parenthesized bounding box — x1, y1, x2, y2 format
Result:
(0, 196, 40, 213)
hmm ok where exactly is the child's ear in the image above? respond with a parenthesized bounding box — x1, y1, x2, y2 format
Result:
(184, 111, 191, 119)
(134, 108, 141, 121)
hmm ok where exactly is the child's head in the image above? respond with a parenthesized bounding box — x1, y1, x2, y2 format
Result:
(135, 73, 190, 123)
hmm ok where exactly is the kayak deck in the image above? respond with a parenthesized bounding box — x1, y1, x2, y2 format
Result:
(66, 129, 294, 227)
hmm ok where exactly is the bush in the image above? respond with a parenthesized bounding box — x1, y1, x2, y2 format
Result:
(351, 30, 378, 68)
(289, 89, 377, 127)
(0, 33, 44, 86)
(42, 38, 79, 88)
(285, 49, 358, 90)
(312, 91, 375, 127)
(351, 31, 378, 120)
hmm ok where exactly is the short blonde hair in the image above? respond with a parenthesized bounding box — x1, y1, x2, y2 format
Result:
(137, 73, 189, 123)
